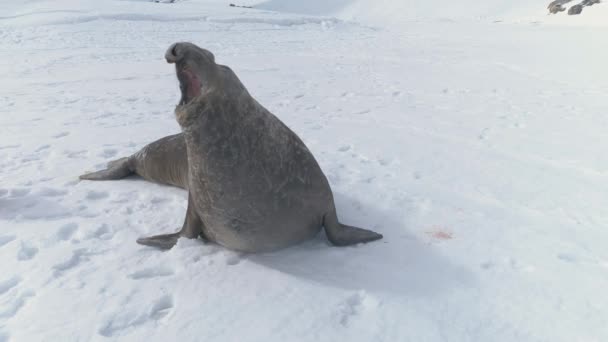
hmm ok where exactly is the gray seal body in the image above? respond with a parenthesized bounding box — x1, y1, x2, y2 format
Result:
(81, 42, 382, 252)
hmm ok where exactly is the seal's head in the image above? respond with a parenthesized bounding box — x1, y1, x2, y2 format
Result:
(165, 42, 217, 107)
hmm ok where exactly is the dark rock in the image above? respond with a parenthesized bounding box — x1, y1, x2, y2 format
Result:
(568, 4, 584, 14)
(229, 3, 252, 8)
(548, 4, 567, 13)
(548, 0, 573, 13)
(548, 0, 574, 7)
(581, 0, 600, 6)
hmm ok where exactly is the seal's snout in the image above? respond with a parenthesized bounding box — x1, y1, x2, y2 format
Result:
(165, 43, 180, 64)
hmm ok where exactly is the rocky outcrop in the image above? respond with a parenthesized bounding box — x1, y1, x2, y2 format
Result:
(548, 0, 575, 14)
(549, 3, 567, 12)
(581, 0, 601, 5)
(568, 4, 584, 14)
(548, 0, 602, 15)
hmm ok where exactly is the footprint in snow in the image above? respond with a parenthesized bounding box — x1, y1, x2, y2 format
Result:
(86, 190, 109, 200)
(53, 248, 89, 275)
(0, 235, 16, 248)
(224, 252, 242, 266)
(56, 223, 78, 241)
(377, 158, 392, 166)
(98, 295, 174, 337)
(0, 145, 20, 150)
(339, 291, 378, 326)
(480, 261, 494, 270)
(128, 267, 174, 280)
(0, 276, 22, 295)
(35, 144, 51, 152)
(149, 295, 174, 320)
(98, 149, 118, 158)
(53, 132, 69, 138)
(17, 242, 38, 261)
(0, 190, 70, 220)
(85, 224, 115, 241)
(38, 187, 68, 197)
(557, 253, 578, 263)
(8, 188, 30, 197)
(0, 289, 35, 319)
(65, 150, 87, 159)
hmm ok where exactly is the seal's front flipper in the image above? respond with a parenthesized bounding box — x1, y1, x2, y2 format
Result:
(323, 209, 383, 246)
(79, 157, 133, 181)
(137, 191, 204, 250)
(136, 232, 181, 250)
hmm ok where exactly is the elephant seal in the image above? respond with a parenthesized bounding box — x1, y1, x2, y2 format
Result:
(82, 42, 383, 252)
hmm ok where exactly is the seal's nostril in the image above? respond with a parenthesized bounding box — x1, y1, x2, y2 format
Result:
(165, 43, 180, 64)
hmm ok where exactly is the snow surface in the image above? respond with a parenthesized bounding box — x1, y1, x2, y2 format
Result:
(1, 0, 608, 341)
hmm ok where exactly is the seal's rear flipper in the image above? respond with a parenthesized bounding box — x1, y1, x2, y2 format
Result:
(326, 224, 383, 246)
(79, 157, 133, 181)
(323, 210, 383, 246)
(136, 232, 181, 250)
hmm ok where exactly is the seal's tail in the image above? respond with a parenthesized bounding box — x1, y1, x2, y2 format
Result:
(79, 157, 133, 181)
(323, 207, 383, 246)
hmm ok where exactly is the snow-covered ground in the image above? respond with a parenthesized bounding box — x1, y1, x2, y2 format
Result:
(1, 0, 608, 341)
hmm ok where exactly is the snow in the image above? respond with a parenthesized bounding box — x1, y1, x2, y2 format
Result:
(1, 0, 608, 341)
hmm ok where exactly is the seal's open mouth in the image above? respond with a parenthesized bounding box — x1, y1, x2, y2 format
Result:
(178, 66, 201, 106)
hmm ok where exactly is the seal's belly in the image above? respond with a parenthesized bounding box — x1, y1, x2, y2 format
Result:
(202, 209, 323, 253)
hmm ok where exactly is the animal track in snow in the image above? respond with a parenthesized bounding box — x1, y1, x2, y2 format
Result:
(0, 145, 20, 150)
(557, 253, 578, 263)
(128, 267, 174, 280)
(0, 289, 35, 319)
(0, 276, 21, 295)
(17, 242, 38, 261)
(339, 291, 378, 326)
(224, 252, 242, 266)
(98, 295, 174, 337)
(0, 235, 16, 248)
(56, 223, 78, 241)
(353, 109, 371, 115)
(38, 187, 68, 197)
(35, 144, 50, 152)
(53, 131, 69, 138)
(53, 248, 88, 275)
(0, 188, 70, 220)
(480, 261, 494, 270)
(149, 295, 174, 320)
(65, 150, 87, 159)
(86, 190, 109, 200)
(8, 188, 30, 197)
(340, 292, 363, 326)
(85, 224, 114, 240)
(99, 149, 118, 158)
(150, 196, 169, 204)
